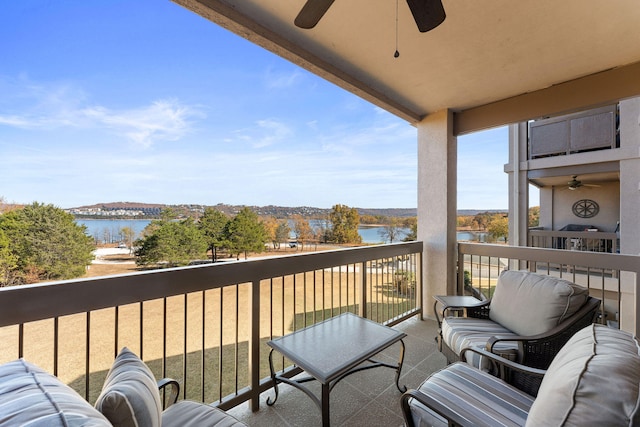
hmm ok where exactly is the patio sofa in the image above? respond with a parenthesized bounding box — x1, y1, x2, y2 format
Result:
(0, 347, 246, 427)
(402, 323, 640, 427)
(437, 269, 600, 377)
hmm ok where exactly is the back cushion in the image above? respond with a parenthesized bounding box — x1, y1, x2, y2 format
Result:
(489, 270, 588, 336)
(526, 324, 640, 426)
(0, 358, 110, 427)
(94, 347, 162, 427)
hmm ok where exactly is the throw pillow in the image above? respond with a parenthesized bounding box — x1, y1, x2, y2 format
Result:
(94, 347, 162, 427)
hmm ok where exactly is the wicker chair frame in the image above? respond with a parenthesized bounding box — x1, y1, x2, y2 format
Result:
(437, 296, 600, 395)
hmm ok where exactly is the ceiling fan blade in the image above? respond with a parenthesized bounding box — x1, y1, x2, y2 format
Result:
(295, 0, 335, 29)
(406, 0, 446, 32)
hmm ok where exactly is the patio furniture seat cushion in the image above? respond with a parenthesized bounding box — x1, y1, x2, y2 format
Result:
(162, 400, 246, 427)
(95, 347, 247, 427)
(95, 347, 163, 427)
(441, 317, 519, 366)
(407, 361, 535, 427)
(440, 270, 594, 369)
(525, 324, 640, 426)
(489, 270, 588, 336)
(0, 351, 246, 427)
(404, 324, 640, 427)
(0, 358, 111, 427)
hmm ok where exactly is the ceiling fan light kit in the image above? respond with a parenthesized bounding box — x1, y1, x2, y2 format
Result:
(568, 175, 582, 190)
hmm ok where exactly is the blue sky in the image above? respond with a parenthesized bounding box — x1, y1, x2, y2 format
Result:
(0, 1, 521, 210)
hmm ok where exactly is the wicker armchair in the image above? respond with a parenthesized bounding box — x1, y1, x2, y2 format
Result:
(403, 324, 640, 427)
(436, 270, 600, 382)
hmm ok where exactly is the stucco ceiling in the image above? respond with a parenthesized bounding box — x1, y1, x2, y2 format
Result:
(174, 0, 640, 133)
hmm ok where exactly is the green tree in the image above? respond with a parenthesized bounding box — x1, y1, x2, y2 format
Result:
(0, 227, 18, 286)
(403, 217, 417, 242)
(457, 215, 474, 228)
(293, 215, 314, 250)
(275, 221, 291, 249)
(529, 206, 540, 228)
(472, 212, 492, 230)
(160, 207, 178, 222)
(262, 217, 289, 250)
(488, 215, 509, 242)
(329, 204, 361, 244)
(359, 214, 378, 225)
(135, 218, 208, 267)
(314, 218, 332, 243)
(198, 208, 229, 261)
(378, 217, 405, 243)
(0, 202, 94, 285)
(119, 226, 135, 249)
(224, 207, 268, 259)
(263, 216, 279, 249)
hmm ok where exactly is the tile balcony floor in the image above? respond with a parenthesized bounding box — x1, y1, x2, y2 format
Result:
(226, 317, 446, 426)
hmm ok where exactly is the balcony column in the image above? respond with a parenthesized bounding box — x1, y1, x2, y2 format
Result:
(618, 98, 640, 333)
(417, 109, 457, 318)
(507, 123, 529, 248)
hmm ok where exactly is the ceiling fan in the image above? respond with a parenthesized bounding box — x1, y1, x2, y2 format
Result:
(294, 0, 446, 32)
(567, 176, 601, 191)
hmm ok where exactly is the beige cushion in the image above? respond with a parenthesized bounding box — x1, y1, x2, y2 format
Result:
(441, 317, 519, 367)
(95, 347, 162, 427)
(0, 358, 110, 426)
(526, 324, 640, 426)
(162, 400, 247, 427)
(489, 270, 588, 336)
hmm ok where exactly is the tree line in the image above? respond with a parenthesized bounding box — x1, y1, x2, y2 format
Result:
(456, 207, 539, 243)
(1, 198, 539, 287)
(0, 202, 371, 286)
(135, 204, 366, 266)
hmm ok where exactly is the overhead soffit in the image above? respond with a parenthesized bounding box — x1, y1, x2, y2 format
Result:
(530, 171, 620, 189)
(174, 0, 640, 131)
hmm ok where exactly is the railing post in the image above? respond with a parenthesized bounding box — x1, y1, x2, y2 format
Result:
(249, 279, 261, 411)
(417, 252, 424, 320)
(358, 261, 367, 319)
(456, 243, 463, 295)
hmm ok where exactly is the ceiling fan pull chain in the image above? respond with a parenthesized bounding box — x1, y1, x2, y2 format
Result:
(394, 0, 400, 58)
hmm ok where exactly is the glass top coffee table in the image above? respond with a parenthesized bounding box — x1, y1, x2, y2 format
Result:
(266, 312, 407, 427)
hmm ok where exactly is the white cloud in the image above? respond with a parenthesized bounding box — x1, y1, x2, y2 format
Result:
(264, 68, 305, 89)
(81, 100, 202, 147)
(0, 77, 203, 147)
(231, 118, 293, 148)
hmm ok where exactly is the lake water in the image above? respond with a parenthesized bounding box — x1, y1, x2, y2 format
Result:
(76, 219, 151, 242)
(77, 219, 486, 244)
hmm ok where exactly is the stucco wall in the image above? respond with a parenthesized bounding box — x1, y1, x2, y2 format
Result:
(549, 182, 620, 232)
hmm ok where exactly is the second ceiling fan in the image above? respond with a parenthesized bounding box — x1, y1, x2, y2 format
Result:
(294, 0, 446, 32)
(567, 176, 601, 191)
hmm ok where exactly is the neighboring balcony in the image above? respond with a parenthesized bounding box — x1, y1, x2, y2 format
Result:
(1, 241, 639, 425)
(529, 229, 619, 253)
(528, 104, 618, 160)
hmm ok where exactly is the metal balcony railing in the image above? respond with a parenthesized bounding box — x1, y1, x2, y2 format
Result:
(457, 243, 640, 334)
(529, 229, 618, 253)
(0, 242, 422, 411)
